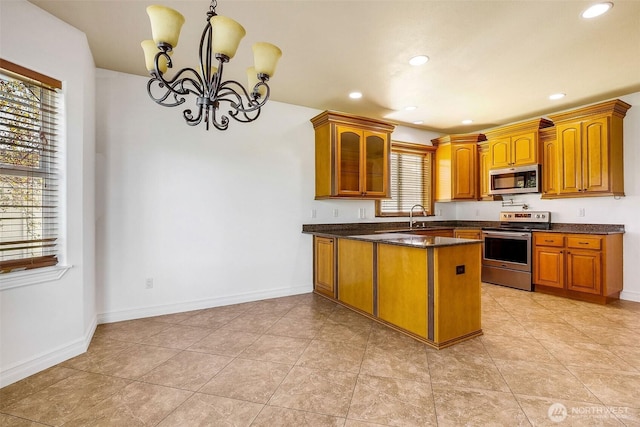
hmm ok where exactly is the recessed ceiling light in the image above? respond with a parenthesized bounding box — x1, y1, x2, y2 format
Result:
(549, 93, 566, 100)
(404, 106, 417, 111)
(409, 55, 429, 66)
(581, 2, 613, 18)
(349, 91, 363, 99)
(413, 120, 424, 125)
(462, 119, 473, 125)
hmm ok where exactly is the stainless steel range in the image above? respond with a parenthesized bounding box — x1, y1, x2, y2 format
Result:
(481, 211, 551, 291)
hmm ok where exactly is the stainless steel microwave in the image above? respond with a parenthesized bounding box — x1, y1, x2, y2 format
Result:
(489, 164, 540, 195)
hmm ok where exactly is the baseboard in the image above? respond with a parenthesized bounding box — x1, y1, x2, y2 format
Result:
(0, 315, 97, 388)
(620, 290, 640, 303)
(98, 284, 313, 324)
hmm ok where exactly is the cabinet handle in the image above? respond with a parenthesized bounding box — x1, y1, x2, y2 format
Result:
(544, 240, 554, 243)
(578, 242, 589, 245)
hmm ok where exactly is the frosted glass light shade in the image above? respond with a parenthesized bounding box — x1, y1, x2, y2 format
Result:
(141, 39, 172, 74)
(247, 67, 267, 97)
(211, 16, 246, 58)
(252, 42, 282, 77)
(147, 5, 185, 48)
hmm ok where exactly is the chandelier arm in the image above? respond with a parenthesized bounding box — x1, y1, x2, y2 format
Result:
(210, 106, 230, 131)
(146, 78, 186, 107)
(183, 103, 205, 126)
(217, 80, 270, 114)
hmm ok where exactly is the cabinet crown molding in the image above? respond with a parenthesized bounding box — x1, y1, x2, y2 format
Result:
(431, 133, 486, 146)
(483, 118, 554, 139)
(548, 99, 632, 123)
(310, 110, 395, 132)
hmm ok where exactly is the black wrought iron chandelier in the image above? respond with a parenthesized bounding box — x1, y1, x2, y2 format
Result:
(141, 0, 282, 130)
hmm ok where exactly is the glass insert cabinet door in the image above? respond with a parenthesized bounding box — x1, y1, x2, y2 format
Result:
(365, 132, 386, 195)
(337, 126, 361, 195)
(336, 125, 388, 197)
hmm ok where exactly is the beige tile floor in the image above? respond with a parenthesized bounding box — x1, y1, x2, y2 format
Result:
(2, 284, 640, 426)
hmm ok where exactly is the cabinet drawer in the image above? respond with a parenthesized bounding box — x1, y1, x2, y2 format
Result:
(534, 233, 564, 247)
(567, 235, 602, 250)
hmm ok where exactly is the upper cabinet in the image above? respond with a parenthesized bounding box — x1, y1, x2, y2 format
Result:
(311, 111, 395, 199)
(432, 134, 485, 202)
(485, 118, 554, 169)
(539, 127, 559, 197)
(546, 99, 631, 198)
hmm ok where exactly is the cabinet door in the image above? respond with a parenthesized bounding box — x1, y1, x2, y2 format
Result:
(582, 117, 609, 194)
(511, 132, 537, 166)
(313, 237, 335, 297)
(489, 137, 511, 168)
(566, 249, 602, 295)
(557, 122, 583, 194)
(479, 145, 491, 199)
(542, 138, 558, 196)
(363, 131, 388, 197)
(454, 230, 482, 240)
(336, 126, 362, 196)
(452, 144, 477, 199)
(533, 246, 564, 288)
(337, 239, 374, 314)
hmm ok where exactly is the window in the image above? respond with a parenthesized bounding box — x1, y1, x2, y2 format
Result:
(0, 59, 61, 273)
(376, 141, 436, 217)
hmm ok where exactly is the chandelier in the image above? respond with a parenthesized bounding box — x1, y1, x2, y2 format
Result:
(141, 0, 282, 130)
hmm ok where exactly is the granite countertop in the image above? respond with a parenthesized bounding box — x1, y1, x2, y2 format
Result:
(337, 232, 482, 249)
(303, 221, 624, 236)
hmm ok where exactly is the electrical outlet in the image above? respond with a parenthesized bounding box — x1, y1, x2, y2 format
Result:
(333, 208, 339, 217)
(358, 208, 366, 219)
(145, 278, 153, 289)
(310, 209, 317, 218)
(578, 208, 585, 217)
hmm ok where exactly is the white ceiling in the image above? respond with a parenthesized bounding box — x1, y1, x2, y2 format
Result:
(29, 0, 640, 133)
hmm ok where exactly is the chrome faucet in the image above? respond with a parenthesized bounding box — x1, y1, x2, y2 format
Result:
(409, 204, 428, 229)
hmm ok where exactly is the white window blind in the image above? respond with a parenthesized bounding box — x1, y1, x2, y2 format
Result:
(377, 142, 436, 216)
(0, 59, 61, 273)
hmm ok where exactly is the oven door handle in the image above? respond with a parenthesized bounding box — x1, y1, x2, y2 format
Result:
(482, 231, 530, 238)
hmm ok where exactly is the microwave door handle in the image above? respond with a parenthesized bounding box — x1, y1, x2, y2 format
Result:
(483, 232, 530, 238)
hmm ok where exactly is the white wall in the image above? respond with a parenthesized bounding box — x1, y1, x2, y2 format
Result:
(95, 69, 438, 321)
(0, 0, 96, 386)
(455, 91, 640, 301)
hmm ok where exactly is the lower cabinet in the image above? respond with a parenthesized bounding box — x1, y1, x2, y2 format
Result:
(412, 229, 455, 237)
(336, 238, 374, 315)
(454, 229, 482, 240)
(312, 236, 483, 349)
(313, 236, 335, 298)
(533, 232, 622, 303)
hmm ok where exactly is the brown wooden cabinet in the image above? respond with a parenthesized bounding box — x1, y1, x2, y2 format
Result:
(411, 229, 454, 237)
(310, 111, 395, 199)
(485, 119, 553, 169)
(478, 142, 492, 200)
(432, 134, 485, 202)
(540, 127, 559, 198)
(313, 236, 335, 297)
(337, 238, 374, 314)
(454, 229, 482, 240)
(546, 99, 631, 198)
(533, 232, 623, 304)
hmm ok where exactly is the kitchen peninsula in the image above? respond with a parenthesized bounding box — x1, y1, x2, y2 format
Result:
(306, 227, 483, 349)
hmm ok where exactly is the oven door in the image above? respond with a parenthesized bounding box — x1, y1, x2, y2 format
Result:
(482, 231, 532, 272)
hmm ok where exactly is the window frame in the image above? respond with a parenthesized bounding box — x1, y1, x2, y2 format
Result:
(0, 59, 62, 275)
(375, 141, 436, 217)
